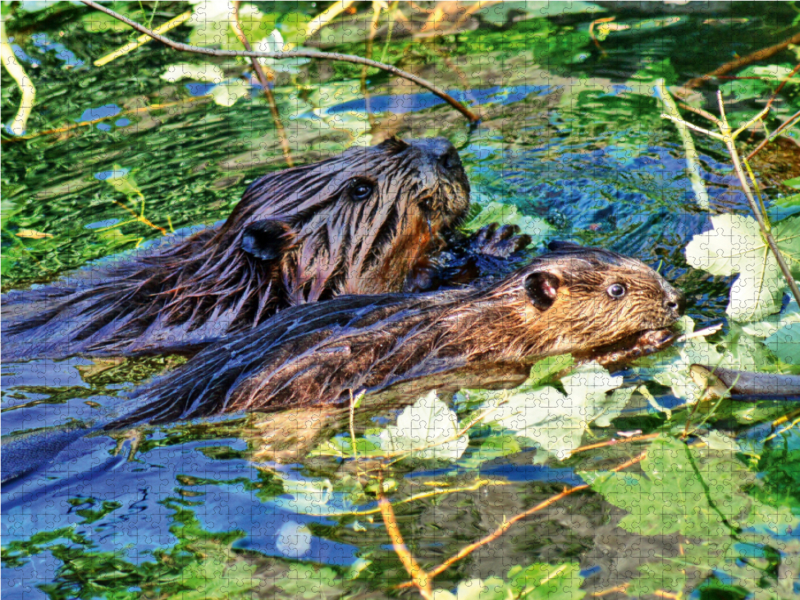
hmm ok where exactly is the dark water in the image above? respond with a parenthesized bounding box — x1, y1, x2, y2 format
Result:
(3, 3, 799, 599)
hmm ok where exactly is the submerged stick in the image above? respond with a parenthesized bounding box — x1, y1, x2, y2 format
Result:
(1, 19, 36, 135)
(657, 80, 709, 210)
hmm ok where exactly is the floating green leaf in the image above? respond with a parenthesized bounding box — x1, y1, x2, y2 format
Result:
(210, 80, 250, 107)
(582, 436, 795, 538)
(161, 63, 224, 84)
(485, 362, 629, 460)
(379, 390, 468, 461)
(685, 214, 788, 322)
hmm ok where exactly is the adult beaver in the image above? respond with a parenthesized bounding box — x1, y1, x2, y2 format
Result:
(113, 242, 684, 428)
(3, 137, 525, 362)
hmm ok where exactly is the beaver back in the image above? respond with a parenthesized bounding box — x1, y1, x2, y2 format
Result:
(113, 243, 684, 428)
(2, 137, 470, 361)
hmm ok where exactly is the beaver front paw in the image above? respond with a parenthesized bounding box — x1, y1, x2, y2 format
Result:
(469, 223, 532, 258)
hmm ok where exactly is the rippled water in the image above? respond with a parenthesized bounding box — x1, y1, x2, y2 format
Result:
(3, 3, 799, 599)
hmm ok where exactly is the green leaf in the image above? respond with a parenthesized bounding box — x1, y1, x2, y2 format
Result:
(433, 578, 509, 600)
(582, 436, 796, 538)
(273, 564, 341, 600)
(783, 177, 800, 190)
(187, 2, 279, 50)
(765, 321, 800, 365)
(685, 214, 786, 322)
(626, 555, 689, 596)
(210, 80, 250, 107)
(485, 362, 628, 460)
(742, 297, 800, 338)
(506, 562, 585, 600)
(773, 215, 800, 278)
(161, 63, 224, 84)
(379, 391, 469, 461)
(102, 165, 141, 198)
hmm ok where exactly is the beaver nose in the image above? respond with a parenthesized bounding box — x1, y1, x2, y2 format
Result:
(665, 288, 686, 316)
(409, 138, 463, 173)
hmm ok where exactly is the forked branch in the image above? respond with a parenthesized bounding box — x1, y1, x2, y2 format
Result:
(80, 1, 480, 123)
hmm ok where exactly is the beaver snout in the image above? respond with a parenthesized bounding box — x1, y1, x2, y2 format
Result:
(664, 286, 686, 318)
(409, 138, 466, 175)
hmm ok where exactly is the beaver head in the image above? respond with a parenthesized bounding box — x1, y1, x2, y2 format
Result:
(217, 137, 471, 303)
(485, 241, 684, 362)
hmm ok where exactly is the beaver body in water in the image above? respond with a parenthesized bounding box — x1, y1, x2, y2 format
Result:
(3, 138, 527, 362)
(112, 242, 684, 428)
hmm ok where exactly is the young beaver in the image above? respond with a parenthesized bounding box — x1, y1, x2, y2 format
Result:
(3, 137, 504, 362)
(113, 242, 684, 428)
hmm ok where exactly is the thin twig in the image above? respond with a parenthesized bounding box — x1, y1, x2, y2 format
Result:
(230, 1, 293, 167)
(570, 433, 659, 455)
(746, 108, 800, 160)
(396, 451, 648, 589)
(80, 0, 479, 123)
(660, 114, 723, 140)
(684, 31, 800, 89)
(93, 10, 191, 67)
(328, 478, 509, 517)
(589, 17, 616, 58)
(677, 102, 721, 126)
(764, 60, 800, 113)
(377, 479, 433, 599)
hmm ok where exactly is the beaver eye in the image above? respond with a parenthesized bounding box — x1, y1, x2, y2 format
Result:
(607, 283, 627, 299)
(348, 178, 375, 201)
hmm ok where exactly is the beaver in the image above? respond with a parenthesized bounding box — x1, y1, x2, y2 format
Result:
(3, 137, 528, 362)
(111, 242, 684, 428)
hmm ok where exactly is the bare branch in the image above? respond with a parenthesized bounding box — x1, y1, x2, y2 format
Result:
(746, 108, 800, 161)
(80, 0, 480, 123)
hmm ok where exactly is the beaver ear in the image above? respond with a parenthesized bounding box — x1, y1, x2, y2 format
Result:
(524, 271, 561, 311)
(240, 220, 293, 261)
(378, 136, 410, 154)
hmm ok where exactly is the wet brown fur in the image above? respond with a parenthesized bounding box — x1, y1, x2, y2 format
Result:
(2, 137, 470, 361)
(115, 243, 684, 428)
